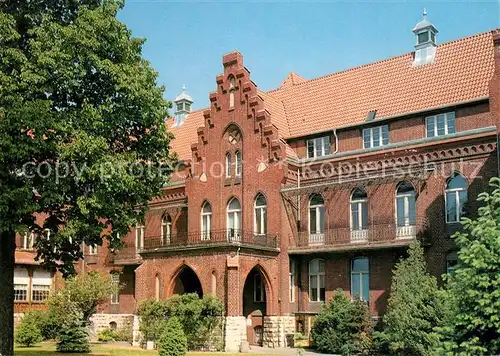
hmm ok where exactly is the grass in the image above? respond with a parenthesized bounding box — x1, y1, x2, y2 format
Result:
(15, 342, 275, 356)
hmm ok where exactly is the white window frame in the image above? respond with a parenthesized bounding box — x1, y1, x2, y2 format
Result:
(350, 190, 368, 231)
(88, 244, 98, 255)
(161, 215, 172, 245)
(289, 260, 295, 303)
(110, 273, 120, 305)
(22, 232, 34, 250)
(425, 112, 456, 138)
(308, 195, 325, 235)
(14, 267, 29, 302)
(254, 194, 267, 235)
(226, 198, 241, 240)
(308, 259, 325, 302)
(235, 151, 242, 177)
(363, 125, 389, 148)
(445, 174, 467, 224)
(135, 224, 145, 250)
(225, 152, 232, 178)
(351, 257, 369, 302)
(307, 136, 330, 158)
(395, 182, 416, 227)
(31, 270, 52, 303)
(201, 202, 212, 240)
(253, 273, 265, 302)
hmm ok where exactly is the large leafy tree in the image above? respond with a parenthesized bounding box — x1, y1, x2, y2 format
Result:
(436, 177, 500, 354)
(0, 0, 174, 354)
(378, 241, 444, 355)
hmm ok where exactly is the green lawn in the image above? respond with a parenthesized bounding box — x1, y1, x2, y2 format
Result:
(15, 342, 273, 356)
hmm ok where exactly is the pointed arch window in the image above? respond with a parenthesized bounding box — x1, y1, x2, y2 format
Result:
(254, 194, 267, 235)
(201, 201, 212, 240)
(351, 257, 369, 302)
(161, 214, 172, 245)
(445, 173, 467, 223)
(309, 194, 325, 244)
(227, 198, 241, 241)
(229, 76, 236, 108)
(225, 152, 232, 178)
(235, 151, 242, 177)
(308, 259, 325, 302)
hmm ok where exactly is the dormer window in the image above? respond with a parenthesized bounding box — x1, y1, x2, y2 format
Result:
(307, 136, 330, 159)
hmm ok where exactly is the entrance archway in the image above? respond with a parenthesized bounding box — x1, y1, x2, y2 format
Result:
(243, 266, 269, 346)
(172, 265, 203, 297)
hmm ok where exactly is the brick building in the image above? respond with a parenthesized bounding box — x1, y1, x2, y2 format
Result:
(13, 14, 500, 352)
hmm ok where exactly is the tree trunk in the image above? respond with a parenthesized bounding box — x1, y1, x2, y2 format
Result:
(0, 229, 15, 356)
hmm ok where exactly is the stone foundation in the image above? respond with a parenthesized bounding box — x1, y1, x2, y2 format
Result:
(224, 316, 247, 352)
(263, 315, 295, 348)
(89, 313, 135, 340)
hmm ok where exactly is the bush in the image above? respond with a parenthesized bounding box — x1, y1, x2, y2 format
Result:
(19, 309, 61, 341)
(56, 314, 90, 353)
(158, 317, 187, 356)
(137, 299, 169, 341)
(15, 317, 43, 347)
(381, 241, 444, 355)
(294, 332, 307, 341)
(97, 328, 119, 342)
(311, 289, 372, 355)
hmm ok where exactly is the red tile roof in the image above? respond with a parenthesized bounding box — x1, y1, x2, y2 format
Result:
(167, 30, 497, 160)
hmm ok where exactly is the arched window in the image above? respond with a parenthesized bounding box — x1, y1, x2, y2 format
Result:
(308, 259, 325, 302)
(445, 173, 467, 223)
(161, 214, 172, 245)
(396, 181, 416, 227)
(309, 194, 325, 244)
(350, 188, 368, 242)
(201, 201, 212, 240)
(135, 223, 145, 250)
(227, 198, 241, 241)
(229, 76, 236, 108)
(351, 257, 369, 302)
(446, 251, 458, 275)
(254, 194, 267, 235)
(225, 152, 232, 178)
(235, 151, 242, 177)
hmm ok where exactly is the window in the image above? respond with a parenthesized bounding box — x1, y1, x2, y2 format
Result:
(309, 259, 325, 302)
(350, 188, 368, 230)
(226, 198, 241, 240)
(110, 273, 120, 304)
(254, 273, 265, 302)
(289, 260, 295, 303)
(307, 136, 330, 158)
(177, 102, 184, 111)
(235, 151, 242, 177)
(88, 244, 98, 255)
(185, 102, 191, 112)
(161, 214, 172, 244)
(363, 125, 389, 148)
(396, 181, 416, 226)
(14, 267, 29, 302)
(446, 252, 458, 274)
(229, 77, 236, 108)
(225, 152, 232, 178)
(309, 194, 325, 235)
(351, 257, 369, 302)
(426, 112, 456, 137)
(445, 173, 467, 223)
(201, 201, 212, 240)
(135, 223, 145, 249)
(254, 194, 267, 235)
(32, 270, 51, 302)
(418, 31, 429, 44)
(22, 232, 34, 250)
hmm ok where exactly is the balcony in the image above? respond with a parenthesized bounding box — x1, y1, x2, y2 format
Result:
(110, 246, 142, 265)
(290, 221, 423, 253)
(140, 229, 279, 253)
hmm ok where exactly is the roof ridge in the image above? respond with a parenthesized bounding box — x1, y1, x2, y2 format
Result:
(267, 28, 495, 95)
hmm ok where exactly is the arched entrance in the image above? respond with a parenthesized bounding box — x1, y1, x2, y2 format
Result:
(243, 267, 268, 346)
(172, 265, 203, 297)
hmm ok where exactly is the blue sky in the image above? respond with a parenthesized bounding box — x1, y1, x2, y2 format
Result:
(118, 1, 500, 111)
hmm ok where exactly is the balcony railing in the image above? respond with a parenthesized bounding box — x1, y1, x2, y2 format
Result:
(141, 229, 279, 251)
(292, 221, 423, 251)
(110, 246, 142, 265)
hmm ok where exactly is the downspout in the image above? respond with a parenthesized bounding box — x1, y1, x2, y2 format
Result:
(332, 129, 339, 154)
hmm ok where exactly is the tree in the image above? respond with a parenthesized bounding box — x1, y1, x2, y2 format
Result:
(0, 0, 175, 353)
(14, 319, 43, 347)
(436, 177, 500, 354)
(56, 310, 90, 353)
(379, 240, 444, 355)
(158, 317, 187, 356)
(311, 289, 372, 355)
